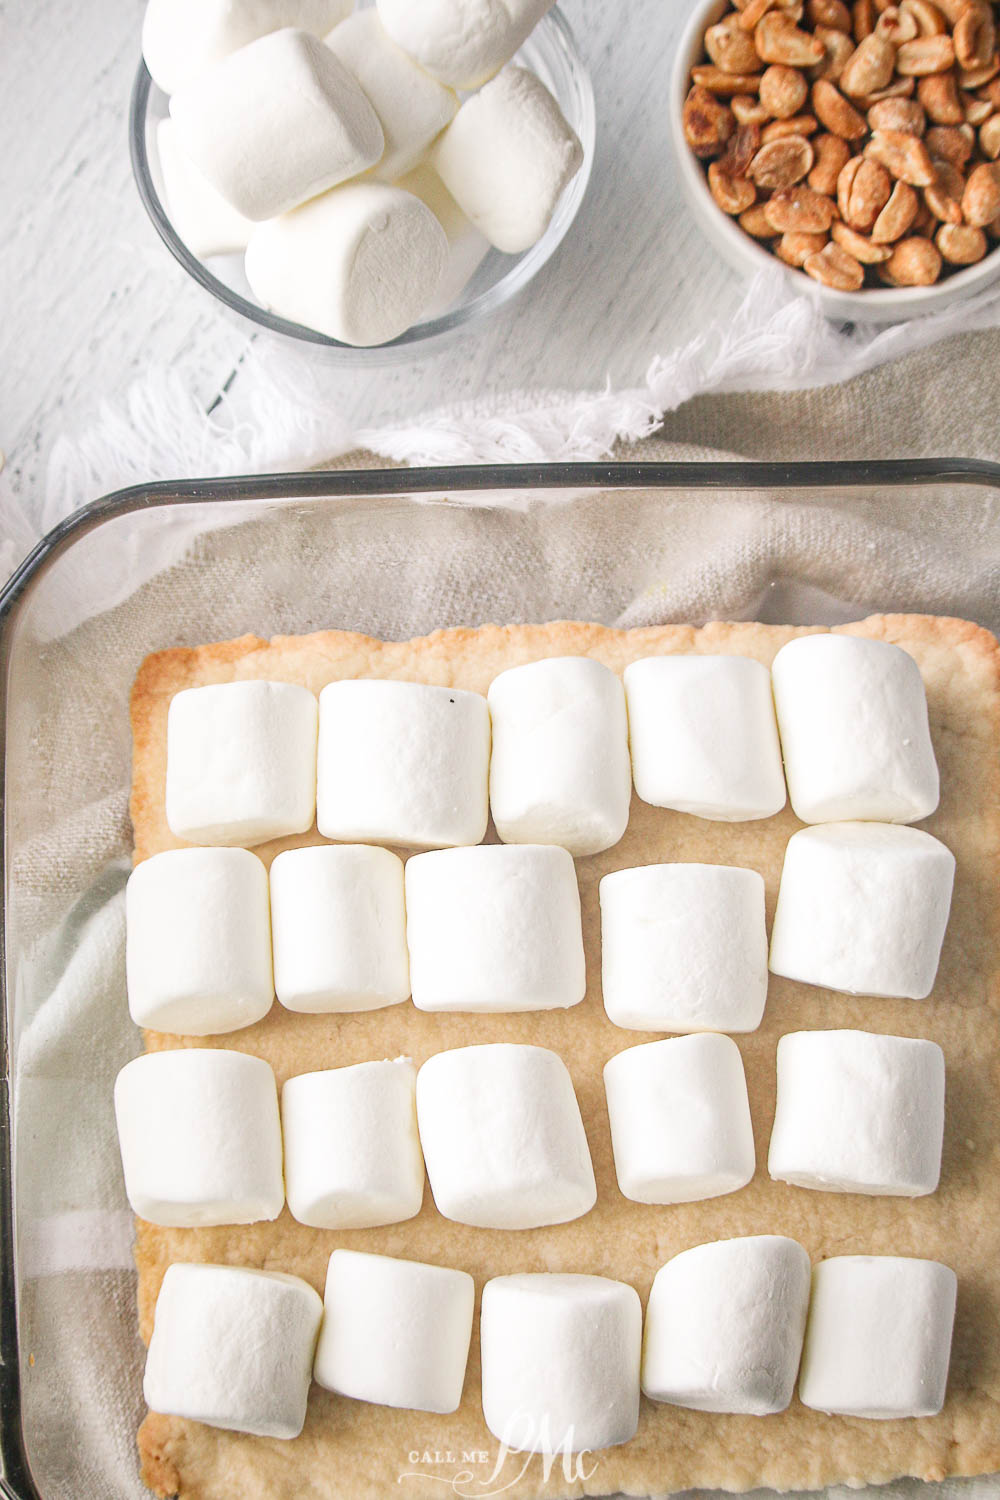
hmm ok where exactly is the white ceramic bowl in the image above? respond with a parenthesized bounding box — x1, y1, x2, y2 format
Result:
(670, 0, 1000, 324)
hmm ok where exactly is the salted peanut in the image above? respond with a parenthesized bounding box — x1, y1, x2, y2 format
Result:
(733, 93, 772, 124)
(911, 192, 939, 229)
(739, 0, 785, 30)
(808, 0, 853, 28)
(777, 227, 831, 261)
(854, 0, 876, 39)
(764, 113, 820, 138)
(963, 159, 1000, 222)
(936, 220, 988, 258)
(765, 182, 838, 228)
(750, 133, 816, 184)
(981, 113, 1000, 157)
(707, 18, 763, 75)
(885, 233, 944, 277)
(684, 86, 737, 157)
(959, 54, 1000, 86)
(809, 131, 853, 188)
(709, 160, 758, 213)
(840, 34, 898, 96)
(756, 12, 826, 64)
(813, 76, 870, 133)
(987, 210, 1000, 235)
(865, 126, 938, 181)
(692, 66, 764, 95)
(925, 122, 975, 161)
(977, 77, 1000, 106)
(924, 163, 965, 222)
(869, 96, 927, 131)
(896, 34, 956, 72)
(721, 122, 764, 174)
(832, 217, 894, 255)
(918, 71, 965, 120)
(963, 92, 994, 123)
(900, 0, 948, 32)
(804, 238, 867, 283)
(842, 154, 895, 223)
(876, 5, 920, 42)
(739, 201, 779, 234)
(871, 176, 920, 235)
(812, 24, 858, 76)
(760, 63, 810, 115)
(954, 3, 996, 71)
(861, 75, 918, 101)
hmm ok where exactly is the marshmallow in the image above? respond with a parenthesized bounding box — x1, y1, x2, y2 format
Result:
(377, 0, 557, 89)
(769, 823, 956, 999)
(487, 656, 631, 857)
(772, 634, 940, 824)
(317, 679, 489, 848)
(480, 1274, 641, 1454)
(603, 1034, 755, 1204)
(170, 30, 384, 221)
(405, 845, 586, 1013)
(157, 119, 254, 258)
(115, 1049, 284, 1227)
(394, 165, 490, 315)
(625, 655, 787, 822)
(269, 845, 409, 1013)
(430, 66, 583, 253)
(281, 1059, 424, 1228)
(165, 679, 318, 847)
(600, 863, 768, 1034)
(799, 1256, 957, 1418)
(314, 1250, 474, 1413)
(142, 0, 352, 96)
(245, 182, 447, 345)
(415, 1044, 595, 1229)
(641, 1236, 811, 1415)
(126, 848, 273, 1035)
(144, 1263, 323, 1439)
(769, 1030, 945, 1196)
(326, 10, 458, 181)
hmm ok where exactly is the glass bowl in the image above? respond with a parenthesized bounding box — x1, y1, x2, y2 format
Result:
(128, 7, 596, 363)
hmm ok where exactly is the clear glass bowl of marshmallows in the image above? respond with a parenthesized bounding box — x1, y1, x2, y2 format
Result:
(129, 0, 595, 359)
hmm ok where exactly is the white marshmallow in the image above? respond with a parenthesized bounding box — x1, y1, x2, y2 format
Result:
(769, 823, 956, 999)
(600, 863, 768, 1034)
(769, 1030, 945, 1196)
(772, 634, 940, 824)
(126, 848, 274, 1036)
(377, 0, 557, 89)
(245, 182, 447, 344)
(314, 1249, 474, 1412)
(269, 845, 409, 1013)
(641, 1236, 811, 1415)
(480, 1274, 641, 1454)
(170, 30, 384, 221)
(625, 655, 787, 822)
(603, 1034, 755, 1204)
(144, 1263, 323, 1439)
(115, 1049, 283, 1227)
(142, 0, 352, 96)
(165, 679, 318, 847)
(317, 679, 489, 848)
(415, 1044, 595, 1229)
(430, 66, 583, 253)
(799, 1256, 957, 1418)
(405, 845, 585, 1013)
(487, 656, 631, 857)
(281, 1059, 424, 1228)
(157, 119, 254, 258)
(326, 10, 458, 181)
(394, 165, 490, 315)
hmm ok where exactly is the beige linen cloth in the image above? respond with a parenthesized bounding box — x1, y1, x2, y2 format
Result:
(7, 454, 1000, 1500)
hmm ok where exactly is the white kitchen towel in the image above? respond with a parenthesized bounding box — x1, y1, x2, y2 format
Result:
(6, 462, 1000, 1498)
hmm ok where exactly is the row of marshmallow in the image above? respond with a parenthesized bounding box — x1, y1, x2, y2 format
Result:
(144, 1240, 959, 1446)
(127, 828, 956, 1039)
(115, 1031, 947, 1232)
(164, 637, 940, 856)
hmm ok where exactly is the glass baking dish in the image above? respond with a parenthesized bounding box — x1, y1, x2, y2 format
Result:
(1, 459, 999, 1500)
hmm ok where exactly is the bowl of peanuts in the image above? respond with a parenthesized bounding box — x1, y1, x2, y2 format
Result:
(672, 0, 1000, 320)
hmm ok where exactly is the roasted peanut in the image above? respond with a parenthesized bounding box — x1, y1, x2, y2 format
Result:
(859, 74, 919, 98)
(885, 233, 944, 276)
(924, 157, 966, 220)
(732, 93, 773, 123)
(986, 210, 1000, 234)
(764, 182, 839, 227)
(722, 121, 765, 174)
(896, 32, 957, 68)
(692, 65, 765, 94)
(756, 10, 828, 61)
(739, 201, 779, 234)
(926, 0, 966, 23)
(958, 52, 1000, 84)
(832, 217, 896, 253)
(706, 16, 765, 73)
(840, 32, 899, 93)
(763, 113, 821, 136)
(684, 85, 737, 157)
(981, 112, 1000, 155)
(900, 0, 949, 31)
(876, 4, 920, 42)
(838, 152, 895, 221)
(854, 0, 877, 39)
(963, 90, 995, 121)
(804, 239, 867, 283)
(865, 125, 939, 178)
(954, 2, 996, 69)
(807, 0, 854, 28)
(760, 62, 812, 112)
(917, 70, 966, 119)
(963, 158, 1000, 220)
(777, 228, 832, 260)
(936, 219, 989, 256)
(870, 176, 921, 234)
(709, 160, 759, 212)
(738, 0, 785, 30)
(869, 96, 928, 129)
(925, 121, 976, 160)
(811, 22, 858, 74)
(813, 75, 871, 132)
(809, 130, 855, 186)
(750, 133, 817, 184)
